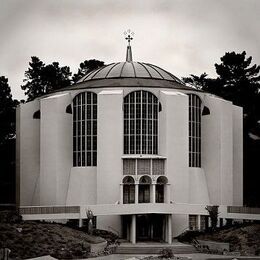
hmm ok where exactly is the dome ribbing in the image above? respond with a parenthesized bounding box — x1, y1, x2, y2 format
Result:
(77, 61, 184, 85)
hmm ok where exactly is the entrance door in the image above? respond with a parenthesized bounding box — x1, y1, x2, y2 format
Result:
(136, 214, 164, 242)
(137, 215, 151, 241)
(152, 214, 164, 241)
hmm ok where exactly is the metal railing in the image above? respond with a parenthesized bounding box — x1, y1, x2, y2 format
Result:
(227, 206, 260, 214)
(19, 206, 80, 215)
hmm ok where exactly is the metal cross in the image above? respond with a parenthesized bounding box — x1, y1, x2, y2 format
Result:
(124, 29, 134, 46)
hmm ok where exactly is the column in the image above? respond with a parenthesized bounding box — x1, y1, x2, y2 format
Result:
(151, 184, 156, 203)
(130, 215, 136, 244)
(135, 184, 139, 204)
(166, 184, 171, 203)
(164, 216, 168, 242)
(79, 218, 83, 228)
(167, 214, 172, 244)
(120, 184, 123, 204)
(197, 215, 201, 231)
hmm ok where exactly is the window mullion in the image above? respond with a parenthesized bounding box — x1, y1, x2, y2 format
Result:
(146, 92, 148, 154)
(128, 97, 130, 154)
(140, 91, 143, 154)
(134, 92, 136, 154)
(85, 92, 87, 166)
(151, 96, 154, 154)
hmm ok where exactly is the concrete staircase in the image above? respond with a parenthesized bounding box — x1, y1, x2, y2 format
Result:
(115, 241, 197, 254)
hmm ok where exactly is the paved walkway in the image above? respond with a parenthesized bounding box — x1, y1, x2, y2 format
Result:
(88, 253, 260, 260)
(87, 253, 214, 260)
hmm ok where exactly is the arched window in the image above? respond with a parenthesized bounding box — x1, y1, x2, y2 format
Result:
(139, 176, 152, 203)
(156, 176, 168, 203)
(73, 92, 97, 167)
(188, 94, 201, 167)
(124, 91, 159, 155)
(122, 176, 135, 204)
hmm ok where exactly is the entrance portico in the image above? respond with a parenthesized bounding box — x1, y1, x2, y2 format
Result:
(123, 214, 172, 244)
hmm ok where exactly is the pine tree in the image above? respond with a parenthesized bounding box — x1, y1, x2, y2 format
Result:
(72, 59, 104, 83)
(21, 57, 72, 101)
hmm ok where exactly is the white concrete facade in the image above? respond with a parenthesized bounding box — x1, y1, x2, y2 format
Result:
(16, 61, 243, 242)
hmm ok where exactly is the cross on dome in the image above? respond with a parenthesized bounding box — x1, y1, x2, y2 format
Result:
(124, 29, 134, 62)
(124, 29, 134, 46)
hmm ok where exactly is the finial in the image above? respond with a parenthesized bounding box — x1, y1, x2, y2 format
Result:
(124, 29, 134, 62)
(124, 29, 134, 46)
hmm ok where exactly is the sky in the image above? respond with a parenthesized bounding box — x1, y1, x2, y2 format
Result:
(0, 0, 260, 100)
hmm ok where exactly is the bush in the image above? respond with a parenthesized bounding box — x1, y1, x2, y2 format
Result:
(176, 230, 202, 243)
(93, 229, 119, 243)
(0, 210, 22, 223)
(160, 248, 174, 258)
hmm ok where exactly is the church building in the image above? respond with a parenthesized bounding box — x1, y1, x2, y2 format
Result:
(16, 33, 243, 243)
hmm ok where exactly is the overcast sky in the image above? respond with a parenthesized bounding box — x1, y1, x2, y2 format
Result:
(0, 0, 260, 100)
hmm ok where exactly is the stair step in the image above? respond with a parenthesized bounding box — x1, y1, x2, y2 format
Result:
(115, 244, 197, 254)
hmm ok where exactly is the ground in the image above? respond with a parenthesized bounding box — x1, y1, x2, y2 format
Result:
(194, 223, 260, 256)
(0, 211, 111, 259)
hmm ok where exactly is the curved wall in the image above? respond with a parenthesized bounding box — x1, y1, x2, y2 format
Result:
(17, 86, 243, 209)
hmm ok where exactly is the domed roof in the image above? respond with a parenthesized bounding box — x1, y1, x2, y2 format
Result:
(77, 61, 184, 85)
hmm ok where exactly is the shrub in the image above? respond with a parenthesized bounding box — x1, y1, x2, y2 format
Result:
(160, 248, 174, 258)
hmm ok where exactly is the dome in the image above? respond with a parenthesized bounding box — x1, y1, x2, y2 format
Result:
(77, 61, 184, 85)
(68, 42, 195, 91)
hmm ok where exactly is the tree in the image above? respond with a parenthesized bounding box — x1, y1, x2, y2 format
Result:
(0, 76, 18, 203)
(215, 51, 260, 115)
(183, 72, 209, 90)
(0, 76, 18, 144)
(183, 51, 260, 207)
(21, 57, 45, 101)
(22, 57, 105, 101)
(22, 57, 72, 101)
(72, 59, 104, 83)
(183, 51, 260, 116)
(205, 205, 219, 231)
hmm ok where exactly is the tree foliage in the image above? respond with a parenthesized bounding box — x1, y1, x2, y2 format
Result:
(183, 51, 260, 116)
(183, 51, 260, 206)
(0, 76, 18, 144)
(0, 76, 18, 203)
(21, 57, 72, 101)
(22, 57, 105, 101)
(72, 59, 104, 83)
(205, 205, 219, 231)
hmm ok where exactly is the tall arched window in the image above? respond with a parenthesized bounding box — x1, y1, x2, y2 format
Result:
(73, 92, 97, 167)
(188, 94, 201, 167)
(124, 91, 159, 154)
